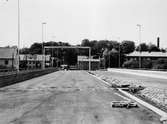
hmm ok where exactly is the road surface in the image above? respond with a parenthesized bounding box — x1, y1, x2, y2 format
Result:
(106, 69, 167, 89)
(0, 71, 161, 124)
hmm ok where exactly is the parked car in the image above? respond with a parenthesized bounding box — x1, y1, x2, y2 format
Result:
(111, 101, 138, 108)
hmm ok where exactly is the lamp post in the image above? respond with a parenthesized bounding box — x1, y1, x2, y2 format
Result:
(137, 24, 142, 69)
(17, 0, 20, 72)
(42, 22, 46, 69)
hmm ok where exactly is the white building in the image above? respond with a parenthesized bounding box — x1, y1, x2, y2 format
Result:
(20, 54, 51, 69)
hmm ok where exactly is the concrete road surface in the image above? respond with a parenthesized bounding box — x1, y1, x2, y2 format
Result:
(0, 71, 161, 124)
(104, 70, 167, 89)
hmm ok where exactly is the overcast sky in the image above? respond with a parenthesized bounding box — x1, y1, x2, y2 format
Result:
(0, 0, 167, 48)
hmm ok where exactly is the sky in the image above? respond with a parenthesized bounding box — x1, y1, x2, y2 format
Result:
(0, 0, 167, 48)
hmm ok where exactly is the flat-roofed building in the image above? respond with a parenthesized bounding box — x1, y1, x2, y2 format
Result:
(126, 51, 167, 61)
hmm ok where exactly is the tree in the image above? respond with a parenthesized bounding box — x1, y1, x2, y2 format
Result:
(29, 43, 42, 54)
(95, 40, 109, 52)
(148, 44, 160, 52)
(108, 48, 119, 67)
(123, 59, 139, 68)
(121, 40, 135, 54)
(20, 47, 29, 54)
(102, 48, 109, 68)
(81, 39, 90, 46)
(152, 58, 167, 69)
(142, 59, 152, 68)
(89, 40, 98, 55)
(160, 48, 166, 53)
(108, 41, 120, 51)
(136, 43, 149, 51)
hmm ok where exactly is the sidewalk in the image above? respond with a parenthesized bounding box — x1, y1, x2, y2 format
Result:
(108, 68, 167, 80)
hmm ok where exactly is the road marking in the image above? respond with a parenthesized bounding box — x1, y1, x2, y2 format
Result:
(114, 93, 130, 101)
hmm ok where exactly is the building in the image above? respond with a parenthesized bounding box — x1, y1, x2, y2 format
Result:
(0, 47, 17, 69)
(77, 56, 100, 70)
(126, 51, 167, 61)
(20, 54, 51, 69)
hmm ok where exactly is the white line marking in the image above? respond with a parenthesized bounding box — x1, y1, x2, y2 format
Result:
(114, 93, 130, 101)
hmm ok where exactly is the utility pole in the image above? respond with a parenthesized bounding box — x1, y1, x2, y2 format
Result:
(42, 22, 46, 69)
(137, 24, 142, 69)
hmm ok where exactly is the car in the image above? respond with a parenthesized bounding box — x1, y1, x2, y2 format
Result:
(60, 64, 69, 70)
(111, 101, 138, 108)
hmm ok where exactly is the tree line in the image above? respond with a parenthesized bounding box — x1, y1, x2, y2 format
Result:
(19, 39, 166, 68)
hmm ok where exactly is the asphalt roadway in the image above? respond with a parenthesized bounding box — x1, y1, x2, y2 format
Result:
(102, 70, 167, 89)
(0, 71, 161, 124)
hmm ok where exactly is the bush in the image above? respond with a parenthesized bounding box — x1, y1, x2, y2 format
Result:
(142, 59, 152, 69)
(152, 58, 167, 69)
(123, 59, 139, 68)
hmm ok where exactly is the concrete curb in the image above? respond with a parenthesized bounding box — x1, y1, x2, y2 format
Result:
(88, 72, 167, 118)
(118, 89, 167, 117)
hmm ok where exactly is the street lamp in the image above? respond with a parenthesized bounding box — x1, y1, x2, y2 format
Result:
(3, 0, 20, 72)
(137, 24, 142, 69)
(42, 22, 47, 69)
(17, 0, 20, 72)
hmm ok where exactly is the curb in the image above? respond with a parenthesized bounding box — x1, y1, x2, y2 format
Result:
(118, 89, 167, 117)
(88, 72, 167, 119)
